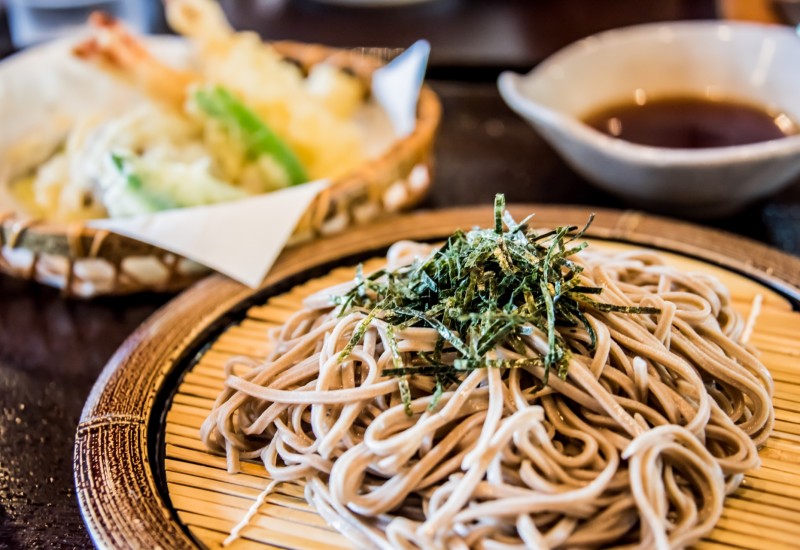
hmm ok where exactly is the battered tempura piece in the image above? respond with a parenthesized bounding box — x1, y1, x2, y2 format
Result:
(17, 0, 373, 221)
(165, 0, 235, 51)
(73, 12, 197, 109)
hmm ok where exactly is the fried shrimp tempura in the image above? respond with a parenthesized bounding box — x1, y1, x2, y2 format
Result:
(73, 12, 197, 109)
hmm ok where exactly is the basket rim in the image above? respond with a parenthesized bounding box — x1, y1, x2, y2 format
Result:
(0, 39, 442, 257)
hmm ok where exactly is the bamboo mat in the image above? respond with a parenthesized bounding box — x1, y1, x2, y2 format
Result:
(162, 246, 800, 550)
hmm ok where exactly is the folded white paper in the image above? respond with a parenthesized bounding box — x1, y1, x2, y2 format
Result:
(89, 180, 328, 288)
(373, 40, 431, 138)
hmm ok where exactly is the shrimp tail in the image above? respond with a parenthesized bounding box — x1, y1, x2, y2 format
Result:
(73, 11, 197, 109)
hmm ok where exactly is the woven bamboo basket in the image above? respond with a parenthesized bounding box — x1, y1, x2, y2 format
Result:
(0, 41, 441, 298)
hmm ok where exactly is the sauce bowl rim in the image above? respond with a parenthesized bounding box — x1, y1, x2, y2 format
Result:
(498, 20, 800, 167)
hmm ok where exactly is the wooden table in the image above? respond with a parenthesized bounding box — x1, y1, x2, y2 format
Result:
(1, 1, 798, 547)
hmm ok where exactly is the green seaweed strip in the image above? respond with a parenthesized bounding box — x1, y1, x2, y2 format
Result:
(332, 194, 660, 412)
(337, 308, 379, 363)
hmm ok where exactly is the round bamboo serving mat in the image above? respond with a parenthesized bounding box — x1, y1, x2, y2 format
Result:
(75, 205, 800, 549)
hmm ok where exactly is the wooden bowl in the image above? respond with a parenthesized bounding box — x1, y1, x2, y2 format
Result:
(74, 205, 800, 549)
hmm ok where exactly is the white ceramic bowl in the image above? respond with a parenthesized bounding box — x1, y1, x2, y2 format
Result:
(498, 21, 800, 216)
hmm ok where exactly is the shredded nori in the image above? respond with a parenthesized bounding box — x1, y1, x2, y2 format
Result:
(335, 194, 660, 413)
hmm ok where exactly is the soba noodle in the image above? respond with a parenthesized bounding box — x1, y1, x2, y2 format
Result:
(202, 229, 773, 549)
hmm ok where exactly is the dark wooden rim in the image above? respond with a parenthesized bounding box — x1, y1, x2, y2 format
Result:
(74, 205, 800, 549)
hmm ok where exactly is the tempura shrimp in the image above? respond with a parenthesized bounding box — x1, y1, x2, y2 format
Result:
(73, 12, 197, 109)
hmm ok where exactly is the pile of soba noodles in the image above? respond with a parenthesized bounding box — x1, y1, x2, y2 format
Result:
(202, 196, 773, 549)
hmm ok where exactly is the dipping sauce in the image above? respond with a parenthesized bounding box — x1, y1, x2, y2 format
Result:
(583, 96, 797, 149)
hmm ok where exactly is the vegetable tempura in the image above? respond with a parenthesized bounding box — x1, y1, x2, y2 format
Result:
(13, 0, 367, 221)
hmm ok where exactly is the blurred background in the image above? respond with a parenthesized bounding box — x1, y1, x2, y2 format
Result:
(6, 1, 793, 245)
(0, 1, 716, 71)
(2, 1, 794, 253)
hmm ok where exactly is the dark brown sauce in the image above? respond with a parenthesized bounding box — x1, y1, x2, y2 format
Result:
(582, 96, 796, 149)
